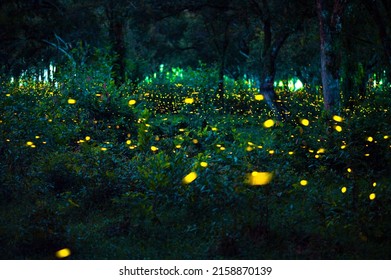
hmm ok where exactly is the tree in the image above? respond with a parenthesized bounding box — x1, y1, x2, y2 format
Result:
(316, 0, 347, 115)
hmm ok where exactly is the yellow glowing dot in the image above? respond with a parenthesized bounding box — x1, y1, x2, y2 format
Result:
(150, 146, 159, 152)
(85, 136, 91, 141)
(367, 136, 373, 142)
(263, 119, 275, 128)
(288, 151, 294, 155)
(126, 140, 131, 145)
(365, 153, 370, 157)
(269, 150, 275, 155)
(100, 147, 107, 151)
(175, 144, 181, 149)
(128, 99, 137, 106)
(373, 182, 377, 187)
(335, 125, 342, 132)
(384, 135, 389, 139)
(300, 180, 308, 186)
(317, 148, 326, 154)
(249, 171, 273, 186)
(246, 146, 254, 152)
(258, 145, 263, 149)
(26, 141, 33, 146)
(347, 168, 352, 173)
(211, 127, 218, 131)
(341, 187, 347, 193)
(179, 128, 185, 132)
(129, 145, 136, 150)
(341, 145, 346, 149)
(31, 145, 36, 148)
(300, 119, 310, 126)
(55, 248, 71, 258)
(255, 94, 264, 101)
(182, 171, 197, 184)
(220, 147, 226, 151)
(192, 139, 199, 144)
(184, 97, 194, 104)
(332, 115, 343, 122)
(200, 162, 208, 167)
(248, 142, 254, 146)
(369, 193, 376, 200)
(67, 98, 76, 104)
(35, 135, 40, 139)
(315, 154, 320, 159)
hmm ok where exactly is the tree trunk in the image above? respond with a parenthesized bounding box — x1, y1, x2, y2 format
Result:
(259, 17, 289, 120)
(110, 20, 126, 86)
(317, 0, 346, 115)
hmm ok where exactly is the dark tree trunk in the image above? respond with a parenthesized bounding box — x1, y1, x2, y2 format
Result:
(317, 0, 346, 115)
(259, 16, 290, 120)
(110, 20, 126, 86)
(106, 1, 127, 86)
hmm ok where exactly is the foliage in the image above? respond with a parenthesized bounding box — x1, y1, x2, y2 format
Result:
(1, 63, 391, 259)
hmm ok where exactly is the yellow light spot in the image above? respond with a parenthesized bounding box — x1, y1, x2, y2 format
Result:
(365, 153, 370, 157)
(384, 135, 389, 139)
(150, 146, 159, 152)
(26, 141, 33, 146)
(85, 136, 91, 141)
(347, 168, 352, 173)
(126, 140, 131, 145)
(369, 193, 376, 200)
(220, 147, 226, 151)
(268, 150, 275, 155)
(315, 154, 320, 159)
(341, 145, 346, 149)
(175, 144, 181, 149)
(308, 149, 314, 153)
(341, 187, 347, 193)
(373, 182, 377, 187)
(35, 135, 40, 139)
(192, 139, 199, 144)
(255, 94, 264, 101)
(128, 99, 137, 106)
(211, 127, 218, 131)
(55, 248, 71, 258)
(248, 142, 255, 146)
(155, 136, 160, 141)
(317, 148, 326, 154)
(67, 98, 76, 104)
(100, 147, 107, 151)
(246, 146, 254, 152)
(300, 119, 310, 126)
(263, 119, 275, 128)
(367, 136, 374, 142)
(31, 145, 36, 148)
(249, 171, 273, 186)
(288, 151, 294, 155)
(200, 162, 208, 167)
(258, 145, 263, 149)
(179, 128, 185, 132)
(332, 115, 343, 122)
(300, 180, 308, 186)
(184, 97, 194, 104)
(182, 171, 197, 184)
(335, 125, 342, 132)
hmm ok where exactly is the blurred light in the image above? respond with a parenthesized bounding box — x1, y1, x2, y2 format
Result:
(249, 171, 273, 186)
(182, 171, 197, 184)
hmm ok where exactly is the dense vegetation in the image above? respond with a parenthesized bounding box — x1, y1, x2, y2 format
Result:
(1, 63, 390, 259)
(1, 0, 391, 260)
